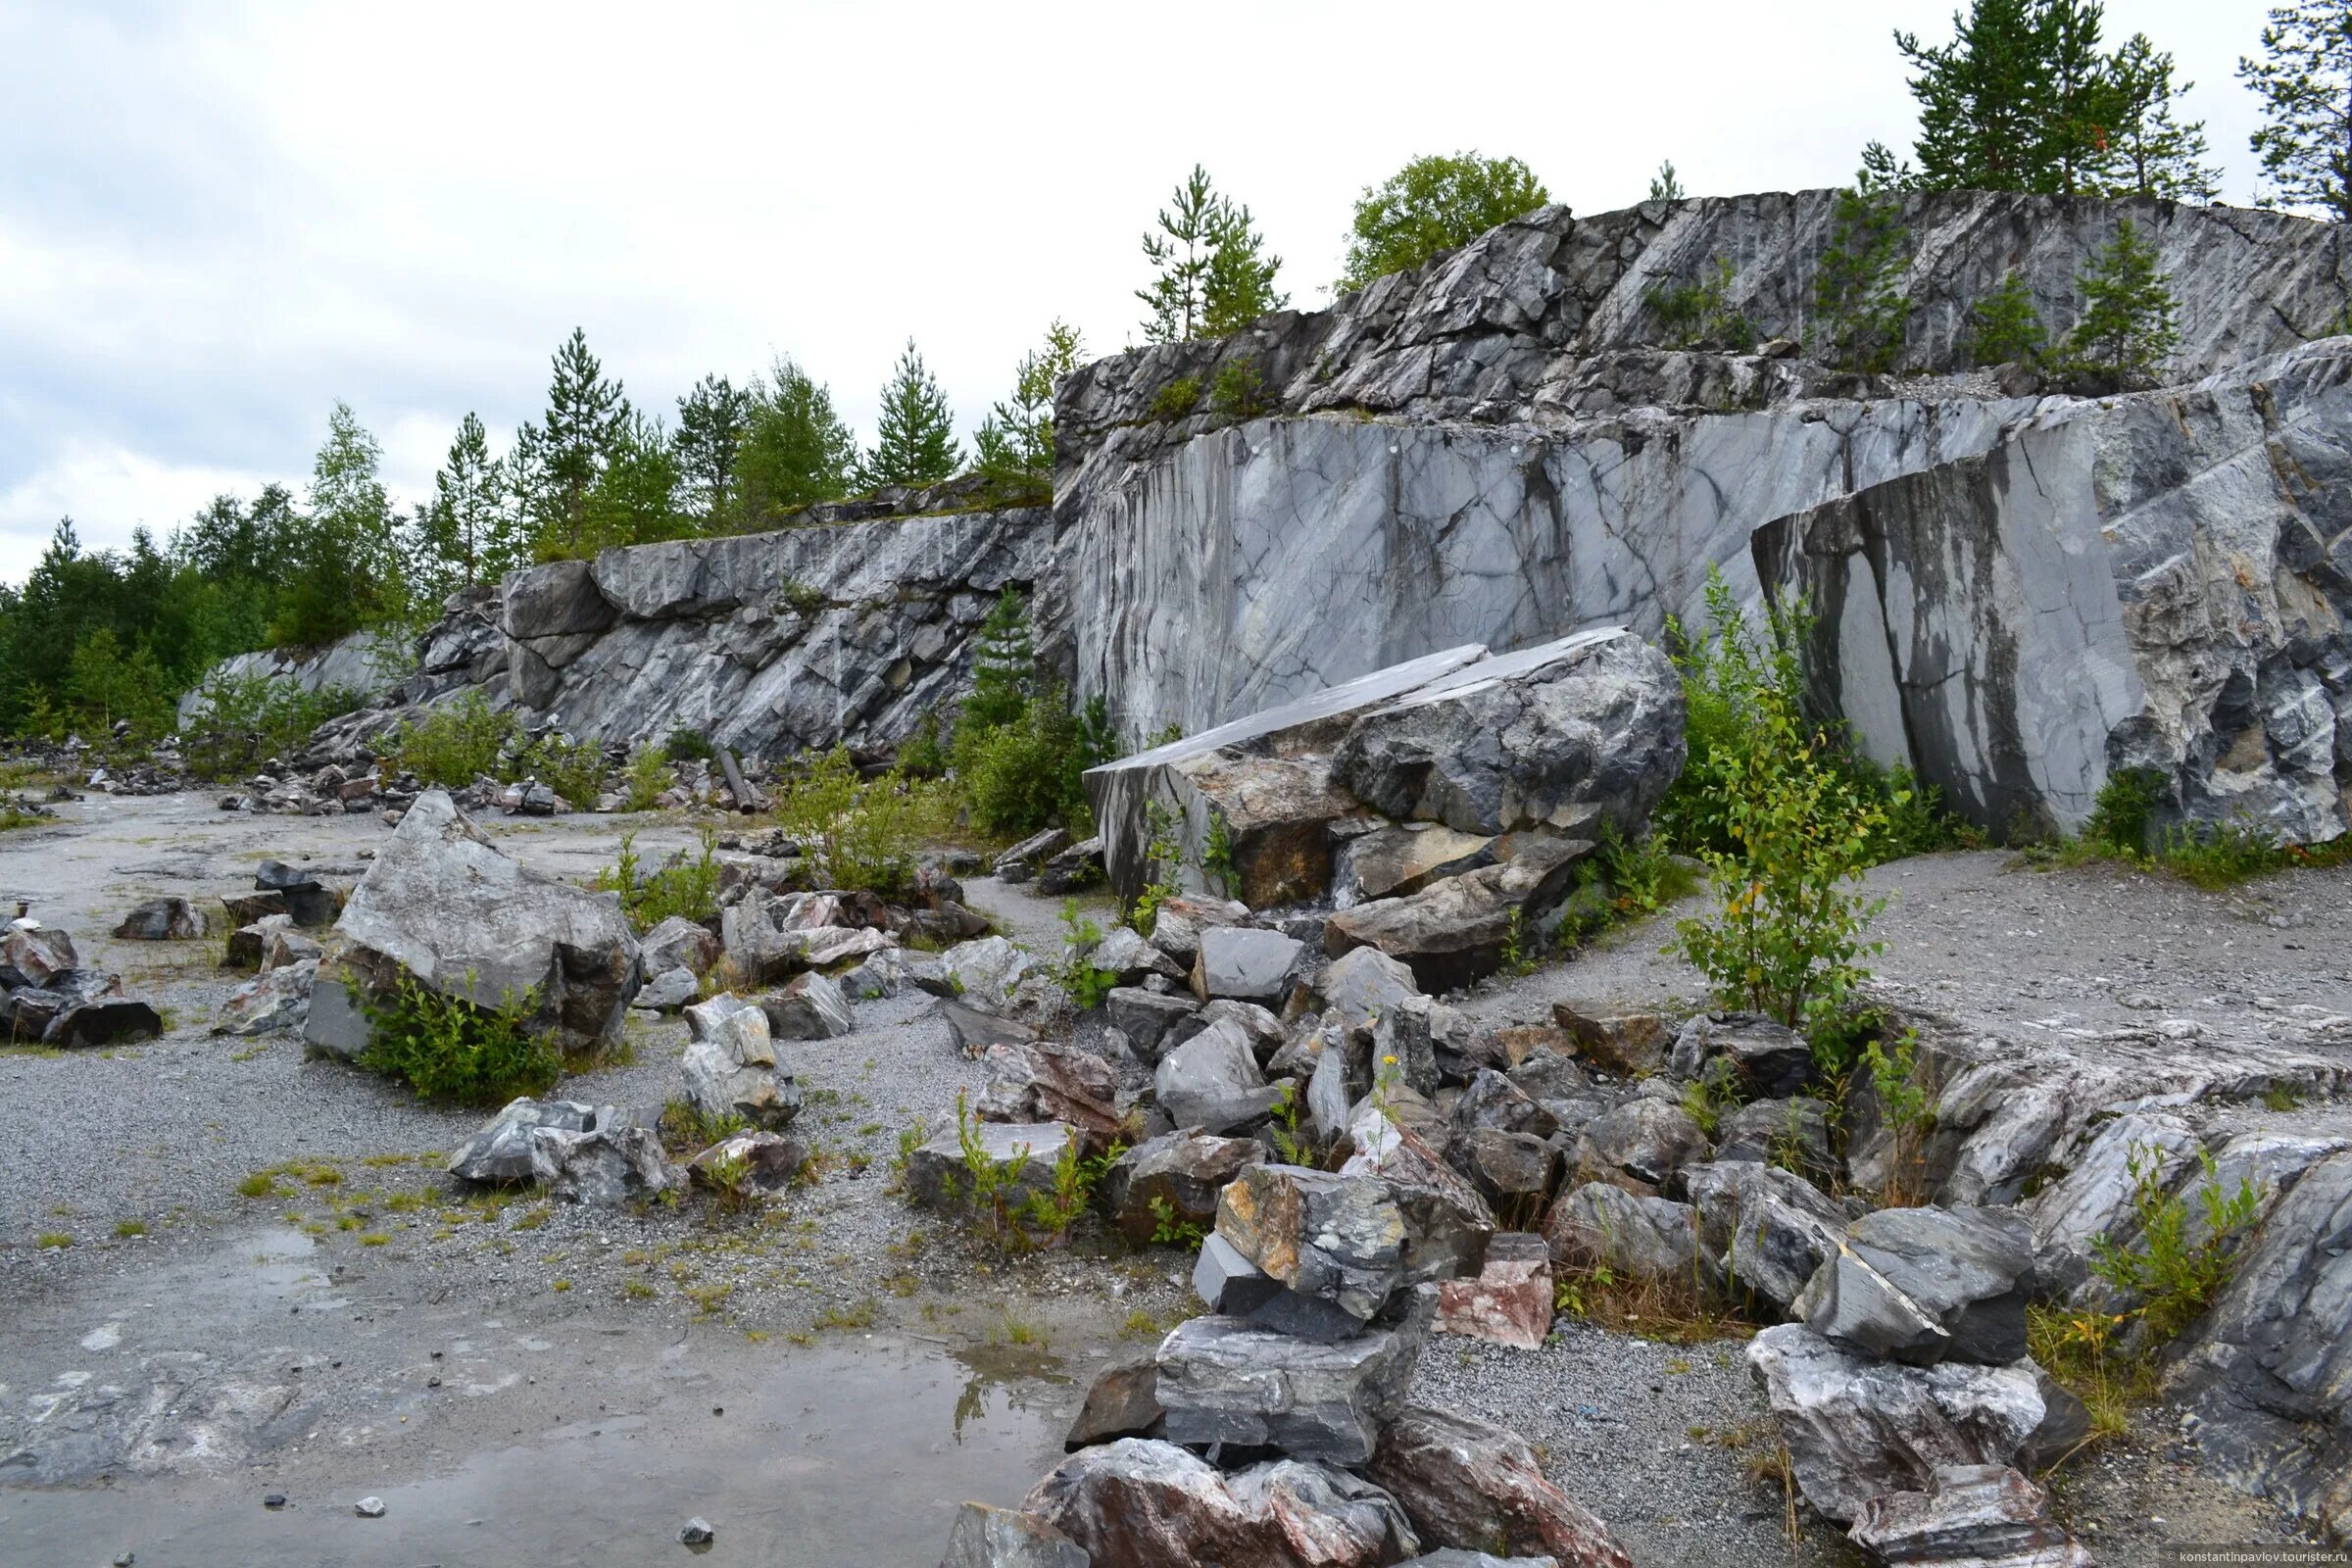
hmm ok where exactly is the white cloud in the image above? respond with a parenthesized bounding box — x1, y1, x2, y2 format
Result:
(0, 0, 2286, 586)
(0, 441, 278, 580)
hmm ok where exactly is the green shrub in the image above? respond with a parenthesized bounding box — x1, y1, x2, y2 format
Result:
(1649, 256, 1756, 351)
(1861, 1029, 1936, 1206)
(895, 710, 948, 778)
(934, 1091, 1108, 1253)
(2092, 1141, 2264, 1345)
(2083, 767, 2165, 857)
(358, 970, 562, 1106)
(662, 725, 714, 762)
(1054, 901, 1119, 1009)
(953, 690, 1107, 840)
(393, 690, 516, 786)
(514, 730, 607, 808)
(595, 828, 720, 931)
(1209, 358, 1270, 418)
(622, 747, 672, 811)
(1812, 186, 1911, 373)
(1967, 271, 2046, 367)
(773, 747, 945, 900)
(1151, 375, 1202, 420)
(180, 673, 364, 781)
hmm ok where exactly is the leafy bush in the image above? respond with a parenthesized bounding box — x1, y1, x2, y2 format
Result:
(358, 970, 562, 1106)
(1054, 901, 1119, 1009)
(622, 747, 672, 811)
(1967, 271, 2046, 367)
(595, 828, 720, 931)
(2083, 767, 2164, 857)
(514, 730, 607, 808)
(935, 1091, 1108, 1253)
(662, 725, 714, 762)
(2091, 1141, 2265, 1345)
(1861, 1029, 1936, 1206)
(772, 747, 945, 899)
(1209, 358, 1270, 418)
(181, 673, 364, 781)
(1649, 256, 1756, 350)
(895, 710, 948, 778)
(953, 689, 1109, 840)
(1151, 375, 1202, 420)
(393, 690, 516, 786)
(1812, 187, 1910, 373)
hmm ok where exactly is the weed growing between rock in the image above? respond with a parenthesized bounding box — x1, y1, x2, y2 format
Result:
(2092, 1142, 2266, 1346)
(767, 747, 946, 899)
(2030, 765, 2352, 889)
(358, 971, 562, 1106)
(1054, 901, 1119, 1009)
(594, 827, 719, 930)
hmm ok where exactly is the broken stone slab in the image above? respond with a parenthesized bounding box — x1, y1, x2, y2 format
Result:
(905, 1121, 1081, 1219)
(448, 1098, 603, 1185)
(979, 1041, 1126, 1152)
(0, 922, 76, 989)
(1143, 894, 1248, 969)
(1550, 1004, 1671, 1077)
(301, 972, 371, 1060)
(1215, 1162, 1409, 1321)
(1745, 1324, 2089, 1524)
(638, 914, 720, 976)
(1154, 1016, 1281, 1134)
(114, 898, 208, 941)
(993, 826, 1071, 883)
(1105, 987, 1198, 1065)
(1323, 837, 1593, 993)
(1063, 1355, 1166, 1450)
(1367, 1404, 1635, 1568)
(841, 947, 949, 1001)
(1109, 1131, 1265, 1245)
(1452, 1069, 1559, 1140)
(222, 913, 292, 971)
(217, 958, 318, 1036)
(528, 1118, 676, 1205)
(1313, 945, 1424, 1034)
(762, 970, 854, 1041)
(632, 965, 699, 1013)
(1847, 1464, 2090, 1568)
(1152, 1296, 1432, 1465)
(1037, 836, 1106, 895)
(1571, 1096, 1708, 1196)
(1340, 1106, 1496, 1285)
(1329, 627, 1686, 842)
(1450, 1130, 1562, 1222)
(42, 990, 166, 1049)
(330, 789, 640, 1053)
(1795, 1204, 2033, 1366)
(261, 925, 323, 973)
(686, 1130, 808, 1196)
(1191, 1231, 1385, 1346)
(939, 1502, 1091, 1568)
(937, 936, 1035, 1009)
(1082, 925, 1183, 986)
(1667, 1012, 1815, 1099)
(502, 557, 618, 640)
(1084, 645, 1492, 908)
(680, 994, 801, 1130)
(942, 998, 1043, 1060)
(1191, 925, 1303, 1005)
(1024, 1438, 1418, 1568)
(1436, 1232, 1554, 1349)
(1335, 821, 1503, 905)
(1542, 1183, 1698, 1280)
(1682, 1160, 1850, 1315)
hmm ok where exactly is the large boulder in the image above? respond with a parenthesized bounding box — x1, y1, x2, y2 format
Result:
(528, 1118, 676, 1206)
(905, 1121, 1081, 1219)
(114, 898, 208, 941)
(1328, 628, 1685, 842)
(1571, 1096, 1708, 1196)
(1667, 1012, 1815, 1099)
(638, 914, 720, 976)
(1214, 1164, 1409, 1322)
(448, 1098, 602, 1185)
(1435, 1232, 1555, 1349)
(979, 1040, 1126, 1152)
(1024, 1439, 1419, 1568)
(321, 789, 639, 1054)
(1745, 1324, 2089, 1524)
(1154, 1017, 1281, 1134)
(1152, 1293, 1434, 1465)
(1794, 1205, 2034, 1366)
(1367, 1405, 1634, 1568)
(1191, 926, 1303, 1004)
(1313, 945, 1424, 1034)
(1542, 1183, 1697, 1280)
(1108, 1131, 1265, 1245)
(761, 970, 855, 1041)
(1682, 1160, 1850, 1314)
(1341, 1107, 1497, 1285)
(680, 995, 802, 1130)
(0, 922, 76, 989)
(937, 1502, 1090, 1568)
(1105, 987, 1199, 1064)
(1323, 837, 1594, 992)
(217, 958, 318, 1036)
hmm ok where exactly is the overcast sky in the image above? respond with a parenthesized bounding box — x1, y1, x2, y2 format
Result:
(0, 0, 2289, 584)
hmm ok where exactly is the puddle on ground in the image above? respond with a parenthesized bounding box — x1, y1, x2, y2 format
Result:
(0, 1335, 1074, 1567)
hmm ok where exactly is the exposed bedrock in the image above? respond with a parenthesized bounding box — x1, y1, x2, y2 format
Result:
(1758, 339, 2352, 841)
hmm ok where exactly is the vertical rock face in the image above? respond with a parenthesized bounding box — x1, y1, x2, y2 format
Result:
(1758, 340, 2352, 840)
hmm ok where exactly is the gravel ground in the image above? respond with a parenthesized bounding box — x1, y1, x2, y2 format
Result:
(1, 795, 2338, 1561)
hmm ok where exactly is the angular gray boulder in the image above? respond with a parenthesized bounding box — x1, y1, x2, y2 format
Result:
(448, 1098, 601, 1185)
(1152, 1295, 1432, 1464)
(322, 789, 640, 1054)
(1190, 925, 1302, 1004)
(937, 1502, 1090, 1568)
(1794, 1205, 2034, 1366)
(761, 970, 854, 1041)
(1366, 1405, 1634, 1568)
(1153, 1016, 1280, 1134)
(680, 995, 802, 1130)
(905, 1121, 1080, 1219)
(1214, 1164, 1408, 1322)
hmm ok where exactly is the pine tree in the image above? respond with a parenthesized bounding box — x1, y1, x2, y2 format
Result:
(2238, 2, 2352, 220)
(1893, 0, 2128, 194)
(858, 339, 962, 491)
(1648, 160, 1685, 201)
(277, 402, 400, 644)
(581, 411, 686, 550)
(1813, 190, 1913, 372)
(736, 357, 858, 520)
(975, 320, 1085, 490)
(2064, 218, 2180, 387)
(961, 587, 1033, 731)
(511, 327, 628, 560)
(673, 374, 753, 520)
(419, 413, 516, 592)
(1336, 153, 1548, 292)
(1857, 139, 1921, 192)
(1139, 167, 1288, 341)
(1968, 271, 2049, 364)
(2101, 33, 2221, 199)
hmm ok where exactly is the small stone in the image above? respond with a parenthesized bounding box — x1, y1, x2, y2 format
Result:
(355, 1496, 386, 1518)
(263, 1494, 286, 1509)
(679, 1516, 715, 1544)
